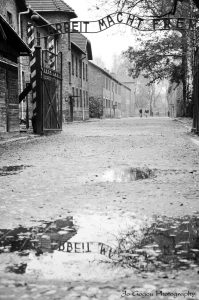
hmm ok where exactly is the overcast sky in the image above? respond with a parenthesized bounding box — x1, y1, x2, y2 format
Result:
(65, 0, 135, 70)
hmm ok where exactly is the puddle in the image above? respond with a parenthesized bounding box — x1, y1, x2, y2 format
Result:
(92, 166, 198, 184)
(0, 217, 77, 274)
(1, 213, 199, 279)
(0, 165, 32, 176)
(0, 214, 144, 279)
(100, 166, 155, 183)
(117, 213, 199, 272)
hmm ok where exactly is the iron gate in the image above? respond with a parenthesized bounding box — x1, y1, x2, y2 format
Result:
(34, 46, 62, 134)
(193, 47, 199, 133)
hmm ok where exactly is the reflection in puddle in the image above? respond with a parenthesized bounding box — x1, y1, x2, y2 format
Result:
(0, 165, 32, 176)
(0, 217, 77, 274)
(101, 167, 155, 183)
(6, 263, 27, 274)
(1, 213, 199, 278)
(117, 213, 199, 272)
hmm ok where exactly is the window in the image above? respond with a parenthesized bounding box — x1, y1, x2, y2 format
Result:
(80, 89, 82, 107)
(83, 62, 85, 80)
(7, 11, 13, 26)
(86, 91, 88, 107)
(22, 71, 25, 89)
(115, 83, 117, 93)
(72, 54, 74, 75)
(106, 78, 108, 90)
(72, 87, 75, 106)
(44, 37, 48, 49)
(76, 88, 78, 107)
(83, 90, 85, 107)
(79, 59, 82, 78)
(68, 62, 71, 84)
(76, 56, 78, 77)
(44, 37, 48, 61)
(86, 64, 88, 81)
(20, 19, 23, 39)
(112, 82, 114, 92)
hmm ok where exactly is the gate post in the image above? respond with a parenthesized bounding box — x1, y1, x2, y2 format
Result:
(34, 46, 43, 134)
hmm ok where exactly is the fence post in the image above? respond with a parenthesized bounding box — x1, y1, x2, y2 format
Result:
(34, 46, 43, 134)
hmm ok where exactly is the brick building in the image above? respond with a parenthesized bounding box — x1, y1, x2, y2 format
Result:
(19, 8, 59, 125)
(88, 61, 132, 118)
(26, 0, 77, 122)
(68, 33, 92, 121)
(0, 0, 30, 135)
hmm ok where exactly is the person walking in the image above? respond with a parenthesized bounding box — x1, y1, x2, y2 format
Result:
(145, 109, 149, 117)
(139, 108, 142, 118)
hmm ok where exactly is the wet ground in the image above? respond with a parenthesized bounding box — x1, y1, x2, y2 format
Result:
(0, 117, 199, 299)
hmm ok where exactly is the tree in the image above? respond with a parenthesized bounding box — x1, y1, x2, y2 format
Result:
(123, 31, 183, 84)
(89, 97, 104, 118)
(93, 0, 198, 116)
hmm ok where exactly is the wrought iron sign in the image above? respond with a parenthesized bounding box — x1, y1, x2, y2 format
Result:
(36, 12, 198, 37)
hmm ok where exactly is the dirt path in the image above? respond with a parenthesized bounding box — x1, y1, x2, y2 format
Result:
(0, 117, 199, 299)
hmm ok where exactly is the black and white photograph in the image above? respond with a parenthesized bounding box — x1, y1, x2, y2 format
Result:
(0, 0, 199, 299)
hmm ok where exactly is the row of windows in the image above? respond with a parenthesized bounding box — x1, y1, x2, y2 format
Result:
(72, 87, 89, 108)
(103, 99, 121, 109)
(71, 54, 88, 81)
(104, 77, 121, 95)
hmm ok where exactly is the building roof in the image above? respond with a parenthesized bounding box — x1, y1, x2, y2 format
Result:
(70, 33, 93, 60)
(71, 41, 86, 55)
(0, 14, 31, 56)
(26, 0, 77, 18)
(29, 8, 57, 32)
(88, 61, 131, 90)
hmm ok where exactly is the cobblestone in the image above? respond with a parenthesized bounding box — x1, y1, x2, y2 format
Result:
(0, 117, 199, 298)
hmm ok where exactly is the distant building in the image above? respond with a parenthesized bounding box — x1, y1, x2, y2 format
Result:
(68, 33, 92, 121)
(88, 61, 132, 118)
(0, 0, 30, 135)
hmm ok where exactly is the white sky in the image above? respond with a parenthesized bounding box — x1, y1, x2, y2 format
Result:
(65, 0, 135, 70)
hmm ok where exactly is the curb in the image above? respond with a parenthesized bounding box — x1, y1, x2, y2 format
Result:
(0, 134, 41, 145)
(173, 118, 192, 130)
